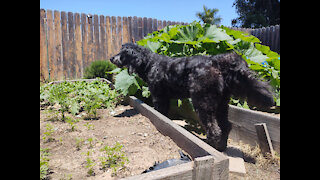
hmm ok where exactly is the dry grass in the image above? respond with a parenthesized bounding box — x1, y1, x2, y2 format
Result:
(228, 139, 280, 180)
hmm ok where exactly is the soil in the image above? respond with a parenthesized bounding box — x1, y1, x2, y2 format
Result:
(40, 105, 185, 180)
(41, 104, 280, 180)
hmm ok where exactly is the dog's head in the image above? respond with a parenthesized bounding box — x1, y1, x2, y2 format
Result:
(110, 43, 145, 74)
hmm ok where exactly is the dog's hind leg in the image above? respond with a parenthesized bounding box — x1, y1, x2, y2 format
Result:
(215, 98, 232, 152)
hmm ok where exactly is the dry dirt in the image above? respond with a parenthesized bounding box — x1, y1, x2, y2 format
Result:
(40, 105, 185, 180)
(41, 104, 280, 180)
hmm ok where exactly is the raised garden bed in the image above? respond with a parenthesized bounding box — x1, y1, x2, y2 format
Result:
(41, 79, 280, 179)
(40, 79, 229, 179)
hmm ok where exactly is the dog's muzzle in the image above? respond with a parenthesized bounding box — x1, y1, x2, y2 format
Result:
(110, 54, 121, 66)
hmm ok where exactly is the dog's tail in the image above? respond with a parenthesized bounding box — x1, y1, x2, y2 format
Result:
(224, 53, 275, 108)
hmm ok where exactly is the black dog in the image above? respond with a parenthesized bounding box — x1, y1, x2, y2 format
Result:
(111, 43, 274, 151)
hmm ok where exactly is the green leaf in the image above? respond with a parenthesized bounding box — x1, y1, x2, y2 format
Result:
(176, 22, 203, 43)
(145, 41, 161, 53)
(199, 24, 233, 42)
(114, 69, 140, 96)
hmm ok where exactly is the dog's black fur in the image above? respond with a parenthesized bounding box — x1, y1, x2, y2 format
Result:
(111, 43, 274, 151)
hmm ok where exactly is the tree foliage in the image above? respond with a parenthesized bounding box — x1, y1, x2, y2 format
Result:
(232, 0, 280, 28)
(196, 5, 222, 25)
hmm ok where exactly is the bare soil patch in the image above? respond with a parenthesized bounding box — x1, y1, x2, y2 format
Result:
(40, 105, 185, 179)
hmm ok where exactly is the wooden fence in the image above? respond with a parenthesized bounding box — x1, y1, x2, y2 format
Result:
(40, 9, 185, 81)
(40, 9, 280, 81)
(230, 25, 280, 54)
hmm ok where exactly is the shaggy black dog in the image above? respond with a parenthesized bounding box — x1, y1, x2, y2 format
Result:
(110, 43, 274, 151)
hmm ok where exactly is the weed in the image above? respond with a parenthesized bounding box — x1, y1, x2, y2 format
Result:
(40, 148, 50, 179)
(66, 118, 77, 132)
(87, 137, 94, 149)
(43, 123, 55, 143)
(99, 142, 129, 176)
(84, 122, 94, 130)
(84, 150, 96, 176)
(75, 138, 85, 151)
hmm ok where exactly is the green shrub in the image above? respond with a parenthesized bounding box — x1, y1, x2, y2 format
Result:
(84, 60, 117, 81)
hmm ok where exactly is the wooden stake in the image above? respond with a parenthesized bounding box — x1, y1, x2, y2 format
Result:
(255, 123, 275, 157)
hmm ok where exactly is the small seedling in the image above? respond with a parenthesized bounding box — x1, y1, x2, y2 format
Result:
(75, 138, 85, 151)
(84, 122, 94, 130)
(84, 150, 96, 176)
(43, 123, 55, 142)
(99, 142, 129, 176)
(66, 118, 77, 132)
(87, 137, 94, 149)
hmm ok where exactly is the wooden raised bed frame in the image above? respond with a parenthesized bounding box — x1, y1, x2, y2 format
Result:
(47, 79, 279, 179)
(125, 96, 229, 180)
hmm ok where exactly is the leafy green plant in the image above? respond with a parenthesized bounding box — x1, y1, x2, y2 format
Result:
(75, 137, 85, 151)
(112, 21, 280, 110)
(43, 123, 55, 142)
(66, 118, 77, 132)
(84, 60, 117, 81)
(84, 150, 96, 176)
(99, 142, 129, 176)
(84, 122, 94, 130)
(40, 79, 120, 120)
(40, 148, 50, 179)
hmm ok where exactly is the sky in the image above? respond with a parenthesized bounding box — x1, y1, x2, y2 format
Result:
(40, 0, 238, 27)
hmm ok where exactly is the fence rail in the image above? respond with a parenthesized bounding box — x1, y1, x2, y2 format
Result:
(40, 9, 280, 81)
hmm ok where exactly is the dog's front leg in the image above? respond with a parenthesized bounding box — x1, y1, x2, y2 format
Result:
(191, 96, 227, 152)
(152, 96, 170, 116)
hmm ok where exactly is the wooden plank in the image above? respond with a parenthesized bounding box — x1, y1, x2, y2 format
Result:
(228, 105, 280, 153)
(147, 18, 152, 34)
(40, 9, 48, 80)
(81, 13, 88, 71)
(127, 16, 133, 43)
(255, 123, 275, 157)
(129, 96, 229, 180)
(193, 156, 215, 180)
(117, 16, 123, 51)
(74, 13, 83, 78)
(93, 14, 100, 61)
(152, 19, 157, 32)
(137, 17, 143, 41)
(111, 16, 117, 56)
(132, 16, 138, 42)
(122, 162, 193, 180)
(264, 27, 269, 47)
(60, 11, 68, 79)
(68, 12, 75, 78)
(99, 15, 106, 60)
(105, 16, 112, 59)
(157, 20, 162, 30)
(54, 10, 63, 80)
(162, 20, 167, 28)
(46, 10, 55, 80)
(122, 17, 130, 44)
(275, 25, 280, 53)
(143, 17, 148, 37)
(87, 14, 94, 66)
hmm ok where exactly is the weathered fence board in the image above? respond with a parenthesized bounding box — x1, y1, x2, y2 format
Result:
(40, 9, 280, 81)
(40, 9, 184, 81)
